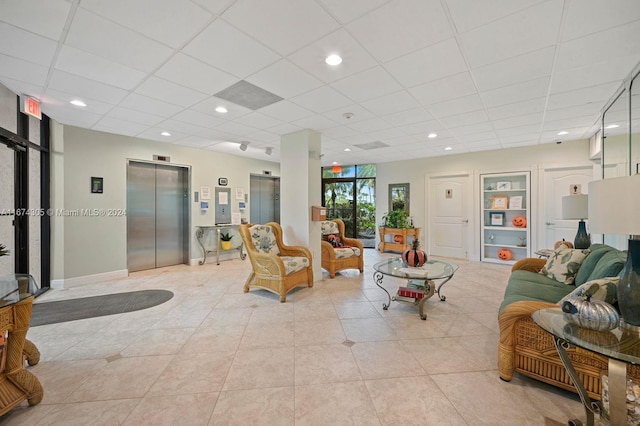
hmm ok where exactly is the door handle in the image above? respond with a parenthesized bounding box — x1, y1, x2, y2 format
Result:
(546, 222, 555, 226)
(462, 219, 469, 224)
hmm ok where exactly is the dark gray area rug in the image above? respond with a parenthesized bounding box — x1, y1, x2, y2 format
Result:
(30, 290, 174, 326)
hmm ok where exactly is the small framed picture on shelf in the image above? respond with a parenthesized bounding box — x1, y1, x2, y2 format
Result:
(496, 181, 511, 190)
(491, 195, 509, 209)
(489, 211, 506, 226)
(509, 196, 523, 209)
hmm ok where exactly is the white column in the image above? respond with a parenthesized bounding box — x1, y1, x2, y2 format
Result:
(280, 129, 322, 281)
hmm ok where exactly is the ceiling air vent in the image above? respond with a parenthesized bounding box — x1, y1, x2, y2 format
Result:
(214, 80, 283, 110)
(353, 141, 389, 150)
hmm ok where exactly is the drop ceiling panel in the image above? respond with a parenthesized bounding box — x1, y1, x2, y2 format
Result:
(65, 8, 174, 73)
(192, 96, 253, 120)
(290, 86, 353, 113)
(55, 46, 146, 90)
(171, 109, 225, 129)
(410, 73, 477, 106)
(480, 76, 550, 108)
(80, 0, 213, 49)
(0, 53, 48, 87)
(448, 121, 494, 136)
(547, 83, 620, 111)
(288, 28, 378, 84)
(137, 127, 187, 142)
(383, 108, 433, 126)
(317, 0, 390, 24)
(550, 55, 639, 95)
(292, 114, 339, 130)
(330, 66, 401, 103)
(360, 91, 420, 116)
(492, 113, 545, 130)
(321, 125, 360, 139)
(191, 0, 235, 15)
(0, 23, 57, 66)
(44, 88, 115, 114)
(247, 60, 323, 99)
(135, 76, 209, 108)
(259, 100, 314, 122)
(51, 107, 102, 128)
(0, 0, 70, 40)
(428, 94, 485, 118)
(183, 20, 279, 78)
(445, 0, 544, 34)
(323, 104, 376, 124)
(459, 0, 563, 69)
(48, 71, 129, 105)
(384, 38, 467, 88)
(234, 112, 284, 130)
(561, 0, 640, 41)
(347, 117, 392, 133)
(348, 0, 453, 62)
(246, 130, 279, 143)
(223, 0, 338, 55)
(120, 93, 185, 117)
(486, 97, 546, 120)
(156, 118, 210, 135)
(155, 53, 238, 96)
(440, 110, 490, 128)
(94, 117, 150, 136)
(544, 104, 602, 122)
(106, 107, 166, 127)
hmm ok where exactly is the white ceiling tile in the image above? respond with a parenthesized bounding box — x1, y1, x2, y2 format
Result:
(492, 113, 544, 130)
(445, 0, 544, 33)
(448, 121, 494, 136)
(155, 54, 237, 96)
(94, 117, 151, 136)
(348, 0, 453, 62)
(0, 23, 57, 66)
(364, 127, 407, 141)
(439, 110, 490, 128)
(547, 82, 620, 111)
(471, 46, 555, 92)
(134, 76, 208, 108)
(106, 107, 165, 127)
(191, 0, 236, 15)
(542, 117, 594, 132)
(562, 0, 640, 41)
(65, 8, 173, 72)
(486, 97, 546, 120)
(156, 118, 210, 135)
(214, 120, 259, 136)
(260, 100, 314, 121)
(137, 127, 187, 142)
(330, 66, 401, 103)
(48, 70, 129, 105)
(347, 117, 391, 133)
(288, 29, 378, 84)
(267, 123, 303, 136)
(43, 88, 115, 114)
(321, 125, 360, 139)
(80, 0, 212, 49)
(398, 120, 448, 136)
(120, 93, 184, 117)
(0, 77, 44, 99)
(555, 20, 640, 72)
(173, 135, 216, 148)
(459, 130, 498, 143)
(0, 0, 70, 40)
(317, 0, 390, 24)
(323, 104, 376, 124)
(55, 46, 146, 90)
(383, 108, 433, 126)
(223, 0, 338, 55)
(192, 96, 253, 120)
(246, 130, 279, 143)
(459, 1, 563, 69)
(410, 73, 477, 105)
(496, 124, 542, 138)
(0, 53, 48, 87)
(247, 60, 323, 98)
(360, 91, 420, 116)
(234, 112, 284, 130)
(544, 104, 602, 122)
(550, 55, 639, 95)
(385, 38, 467, 88)
(428, 94, 485, 118)
(183, 19, 279, 79)
(480, 77, 550, 108)
(292, 115, 339, 130)
(466, 143, 502, 152)
(172, 109, 225, 129)
(48, 106, 102, 128)
(290, 85, 352, 113)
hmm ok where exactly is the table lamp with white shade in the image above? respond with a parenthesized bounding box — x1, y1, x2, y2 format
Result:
(589, 174, 640, 331)
(562, 194, 590, 249)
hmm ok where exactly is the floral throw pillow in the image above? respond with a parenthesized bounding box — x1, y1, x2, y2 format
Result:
(539, 244, 590, 285)
(558, 277, 620, 306)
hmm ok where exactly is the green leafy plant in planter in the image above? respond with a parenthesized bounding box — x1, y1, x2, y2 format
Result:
(0, 243, 9, 257)
(381, 210, 411, 229)
(220, 232, 233, 250)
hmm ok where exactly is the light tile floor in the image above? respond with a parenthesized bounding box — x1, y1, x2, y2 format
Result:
(1, 250, 594, 425)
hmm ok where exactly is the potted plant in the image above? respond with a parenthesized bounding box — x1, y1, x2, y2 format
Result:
(220, 232, 233, 250)
(0, 244, 9, 257)
(381, 210, 410, 229)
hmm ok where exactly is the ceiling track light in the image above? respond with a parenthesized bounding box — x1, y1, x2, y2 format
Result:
(239, 142, 249, 151)
(265, 147, 273, 155)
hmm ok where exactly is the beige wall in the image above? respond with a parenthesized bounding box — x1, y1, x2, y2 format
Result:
(60, 125, 280, 280)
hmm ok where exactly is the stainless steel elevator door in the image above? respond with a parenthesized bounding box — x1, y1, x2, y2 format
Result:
(250, 175, 280, 224)
(127, 162, 188, 272)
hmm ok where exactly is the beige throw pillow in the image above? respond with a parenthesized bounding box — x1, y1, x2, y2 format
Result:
(539, 244, 590, 285)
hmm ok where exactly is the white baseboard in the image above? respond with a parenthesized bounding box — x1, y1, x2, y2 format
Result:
(51, 269, 129, 289)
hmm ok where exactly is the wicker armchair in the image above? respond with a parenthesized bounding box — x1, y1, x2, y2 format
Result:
(498, 258, 640, 400)
(239, 222, 313, 303)
(320, 219, 364, 279)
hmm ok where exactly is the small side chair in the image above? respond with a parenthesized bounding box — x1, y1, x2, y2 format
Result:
(320, 219, 364, 278)
(239, 222, 313, 302)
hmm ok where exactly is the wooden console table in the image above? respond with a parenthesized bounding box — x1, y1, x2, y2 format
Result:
(378, 227, 420, 252)
(0, 274, 43, 416)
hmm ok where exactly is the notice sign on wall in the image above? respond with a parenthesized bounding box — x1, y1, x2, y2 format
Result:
(20, 95, 41, 120)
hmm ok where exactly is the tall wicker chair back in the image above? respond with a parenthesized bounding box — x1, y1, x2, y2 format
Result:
(320, 219, 364, 278)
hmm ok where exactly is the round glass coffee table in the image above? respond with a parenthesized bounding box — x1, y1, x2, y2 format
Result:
(373, 258, 458, 320)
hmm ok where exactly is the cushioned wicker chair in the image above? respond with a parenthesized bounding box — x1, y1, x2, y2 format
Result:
(320, 219, 364, 278)
(239, 222, 313, 302)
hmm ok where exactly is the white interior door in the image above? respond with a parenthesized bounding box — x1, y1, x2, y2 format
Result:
(541, 165, 595, 249)
(428, 173, 472, 259)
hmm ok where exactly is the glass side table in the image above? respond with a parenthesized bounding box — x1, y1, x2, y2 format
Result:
(532, 307, 640, 426)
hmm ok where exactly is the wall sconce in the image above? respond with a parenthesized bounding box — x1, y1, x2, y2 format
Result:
(265, 147, 273, 155)
(239, 142, 249, 151)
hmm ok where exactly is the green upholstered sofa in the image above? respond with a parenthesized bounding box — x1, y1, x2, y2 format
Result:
(497, 244, 638, 399)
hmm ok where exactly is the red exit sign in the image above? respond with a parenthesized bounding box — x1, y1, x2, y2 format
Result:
(20, 95, 41, 120)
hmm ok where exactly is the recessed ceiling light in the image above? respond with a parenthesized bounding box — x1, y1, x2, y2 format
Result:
(557, 131, 569, 135)
(332, 161, 338, 165)
(325, 54, 342, 66)
(161, 131, 171, 136)
(344, 148, 351, 152)
(606, 124, 620, 129)
(427, 133, 437, 138)
(215, 106, 228, 113)
(444, 146, 452, 151)
(70, 99, 86, 107)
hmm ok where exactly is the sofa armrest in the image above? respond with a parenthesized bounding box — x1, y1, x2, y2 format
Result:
(511, 258, 546, 273)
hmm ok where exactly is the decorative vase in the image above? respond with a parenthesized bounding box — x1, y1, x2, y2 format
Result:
(619, 238, 640, 330)
(573, 220, 591, 249)
(221, 241, 232, 250)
